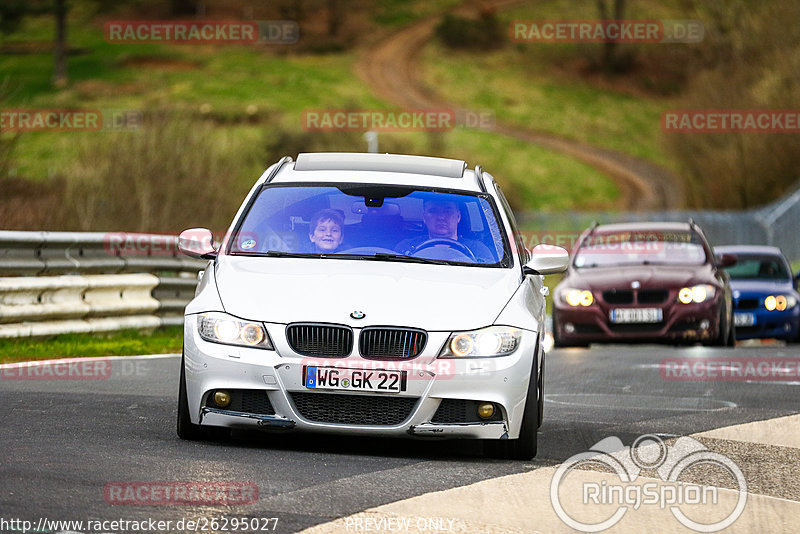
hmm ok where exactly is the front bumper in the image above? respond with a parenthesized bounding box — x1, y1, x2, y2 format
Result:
(182, 315, 538, 440)
(733, 306, 800, 340)
(555, 297, 722, 344)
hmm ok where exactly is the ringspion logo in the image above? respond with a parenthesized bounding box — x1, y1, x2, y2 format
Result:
(551, 434, 746, 532)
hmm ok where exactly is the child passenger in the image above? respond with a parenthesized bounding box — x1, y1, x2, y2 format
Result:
(308, 209, 344, 253)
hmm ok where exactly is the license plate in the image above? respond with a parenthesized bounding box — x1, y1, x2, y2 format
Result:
(610, 308, 663, 324)
(734, 313, 755, 327)
(303, 366, 407, 393)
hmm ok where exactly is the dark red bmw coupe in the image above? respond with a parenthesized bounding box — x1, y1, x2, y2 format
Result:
(552, 221, 736, 347)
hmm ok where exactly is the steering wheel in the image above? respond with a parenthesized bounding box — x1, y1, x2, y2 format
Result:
(411, 238, 476, 261)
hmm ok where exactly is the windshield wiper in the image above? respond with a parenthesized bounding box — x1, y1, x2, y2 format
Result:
(258, 250, 322, 258)
(370, 253, 451, 265)
(246, 250, 454, 265)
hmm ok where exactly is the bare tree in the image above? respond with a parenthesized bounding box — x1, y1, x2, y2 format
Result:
(597, 0, 627, 71)
(52, 0, 67, 87)
(327, 0, 342, 37)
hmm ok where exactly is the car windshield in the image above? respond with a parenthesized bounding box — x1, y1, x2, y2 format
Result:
(227, 184, 509, 266)
(723, 254, 790, 281)
(574, 230, 707, 268)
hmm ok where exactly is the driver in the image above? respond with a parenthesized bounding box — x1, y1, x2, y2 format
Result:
(395, 199, 494, 262)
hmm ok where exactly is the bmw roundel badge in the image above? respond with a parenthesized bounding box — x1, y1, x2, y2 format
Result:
(350, 311, 366, 319)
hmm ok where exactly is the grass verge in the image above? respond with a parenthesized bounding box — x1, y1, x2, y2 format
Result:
(0, 327, 183, 364)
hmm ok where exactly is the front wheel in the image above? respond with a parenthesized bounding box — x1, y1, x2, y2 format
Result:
(177, 355, 228, 441)
(707, 308, 733, 347)
(537, 356, 545, 428)
(177, 355, 205, 440)
(484, 355, 538, 460)
(725, 318, 736, 347)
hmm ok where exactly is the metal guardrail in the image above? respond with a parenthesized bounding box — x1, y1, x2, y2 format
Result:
(0, 231, 206, 338)
(518, 181, 800, 263)
(5, 181, 800, 338)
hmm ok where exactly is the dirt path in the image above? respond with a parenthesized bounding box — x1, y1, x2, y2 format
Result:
(355, 0, 682, 210)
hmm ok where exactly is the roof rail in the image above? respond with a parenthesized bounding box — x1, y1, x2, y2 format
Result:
(265, 156, 293, 183)
(473, 165, 488, 193)
(294, 153, 466, 178)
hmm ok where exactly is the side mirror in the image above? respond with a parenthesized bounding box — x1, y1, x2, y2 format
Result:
(178, 228, 217, 259)
(717, 253, 737, 268)
(524, 244, 569, 275)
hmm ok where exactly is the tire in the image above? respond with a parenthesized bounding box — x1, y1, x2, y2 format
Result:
(484, 353, 538, 460)
(552, 311, 566, 348)
(725, 317, 736, 347)
(177, 354, 219, 440)
(787, 320, 800, 344)
(708, 308, 731, 347)
(537, 356, 545, 429)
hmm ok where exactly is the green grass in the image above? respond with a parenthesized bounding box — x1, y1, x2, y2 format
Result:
(421, 0, 699, 168)
(3, 4, 629, 213)
(442, 129, 620, 211)
(422, 42, 670, 166)
(0, 327, 183, 363)
(2, 13, 388, 181)
(372, 0, 463, 28)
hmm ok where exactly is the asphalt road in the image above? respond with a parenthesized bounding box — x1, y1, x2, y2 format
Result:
(1, 344, 798, 533)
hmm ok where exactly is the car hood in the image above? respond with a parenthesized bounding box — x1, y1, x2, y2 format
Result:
(562, 264, 714, 289)
(214, 256, 520, 331)
(729, 279, 795, 295)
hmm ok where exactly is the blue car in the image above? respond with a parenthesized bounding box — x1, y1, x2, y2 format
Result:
(715, 245, 800, 342)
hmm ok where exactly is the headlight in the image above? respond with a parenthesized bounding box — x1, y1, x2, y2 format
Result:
(438, 326, 522, 358)
(562, 288, 594, 307)
(197, 312, 273, 349)
(765, 295, 797, 311)
(677, 284, 715, 304)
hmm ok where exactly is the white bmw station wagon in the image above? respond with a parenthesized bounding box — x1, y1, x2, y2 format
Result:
(177, 152, 568, 459)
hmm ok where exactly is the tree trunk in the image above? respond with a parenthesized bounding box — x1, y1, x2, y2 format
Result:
(53, 0, 67, 87)
(327, 0, 342, 37)
(598, 0, 627, 71)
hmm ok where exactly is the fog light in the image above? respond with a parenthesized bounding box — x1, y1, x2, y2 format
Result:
(477, 402, 495, 419)
(564, 323, 576, 334)
(699, 320, 710, 330)
(213, 390, 231, 408)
